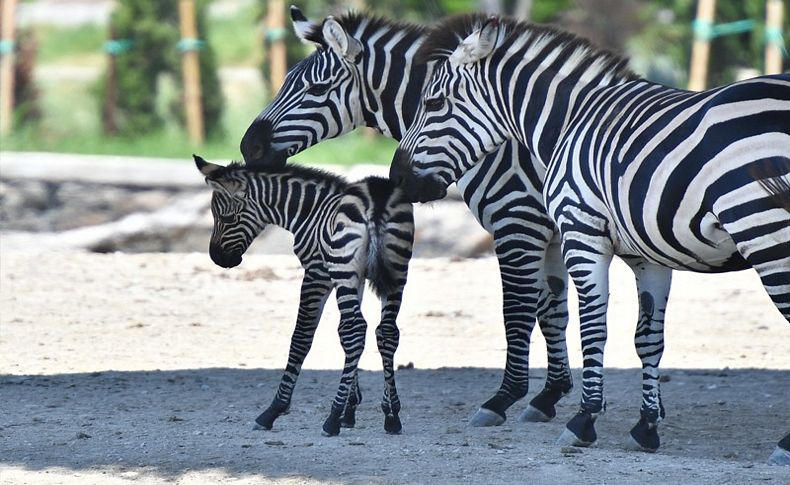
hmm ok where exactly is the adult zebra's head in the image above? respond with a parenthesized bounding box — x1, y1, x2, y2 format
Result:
(194, 155, 264, 269)
(241, 7, 365, 168)
(390, 15, 508, 203)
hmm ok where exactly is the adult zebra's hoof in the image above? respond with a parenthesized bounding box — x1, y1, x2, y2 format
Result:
(557, 411, 597, 447)
(384, 414, 402, 435)
(519, 404, 553, 423)
(253, 410, 278, 430)
(625, 418, 659, 452)
(469, 408, 506, 427)
(767, 446, 790, 465)
(322, 416, 342, 437)
(340, 407, 357, 428)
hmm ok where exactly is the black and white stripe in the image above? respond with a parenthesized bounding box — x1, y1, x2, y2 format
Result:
(194, 155, 414, 436)
(392, 13, 790, 455)
(240, 8, 573, 427)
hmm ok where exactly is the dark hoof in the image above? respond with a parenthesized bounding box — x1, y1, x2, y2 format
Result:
(469, 408, 506, 427)
(340, 406, 357, 428)
(557, 411, 597, 447)
(627, 418, 659, 452)
(384, 414, 402, 435)
(522, 387, 565, 422)
(254, 409, 278, 431)
(322, 414, 342, 437)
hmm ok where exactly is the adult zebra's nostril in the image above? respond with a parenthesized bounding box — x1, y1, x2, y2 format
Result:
(240, 119, 273, 165)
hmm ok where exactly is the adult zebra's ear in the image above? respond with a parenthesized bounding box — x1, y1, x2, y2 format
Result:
(194, 154, 223, 179)
(290, 5, 319, 45)
(322, 16, 363, 61)
(449, 17, 500, 65)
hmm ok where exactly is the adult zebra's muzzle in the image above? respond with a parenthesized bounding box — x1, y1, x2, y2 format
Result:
(389, 148, 448, 203)
(240, 118, 288, 169)
(209, 243, 243, 269)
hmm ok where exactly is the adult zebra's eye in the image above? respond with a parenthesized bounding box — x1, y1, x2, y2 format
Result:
(307, 82, 331, 96)
(219, 214, 238, 225)
(425, 97, 445, 112)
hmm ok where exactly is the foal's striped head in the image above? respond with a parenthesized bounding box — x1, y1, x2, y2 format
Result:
(194, 155, 263, 269)
(240, 7, 367, 168)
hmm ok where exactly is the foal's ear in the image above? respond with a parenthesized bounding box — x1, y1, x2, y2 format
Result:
(450, 16, 500, 65)
(322, 16, 362, 61)
(290, 5, 319, 45)
(194, 154, 223, 178)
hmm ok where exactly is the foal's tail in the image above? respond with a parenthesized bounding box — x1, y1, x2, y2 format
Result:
(750, 157, 790, 213)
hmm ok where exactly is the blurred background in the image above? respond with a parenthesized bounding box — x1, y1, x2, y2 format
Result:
(0, 0, 787, 256)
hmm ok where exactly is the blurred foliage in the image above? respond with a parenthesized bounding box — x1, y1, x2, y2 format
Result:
(12, 29, 42, 127)
(99, 0, 224, 138)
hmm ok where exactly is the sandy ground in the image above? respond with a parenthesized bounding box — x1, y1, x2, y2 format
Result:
(1, 251, 788, 484)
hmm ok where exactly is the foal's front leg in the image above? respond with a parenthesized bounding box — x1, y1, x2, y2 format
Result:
(322, 283, 368, 437)
(254, 267, 333, 430)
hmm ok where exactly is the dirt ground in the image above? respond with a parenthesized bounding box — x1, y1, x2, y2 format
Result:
(1, 251, 788, 484)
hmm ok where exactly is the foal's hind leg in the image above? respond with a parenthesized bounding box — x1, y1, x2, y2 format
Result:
(376, 284, 407, 435)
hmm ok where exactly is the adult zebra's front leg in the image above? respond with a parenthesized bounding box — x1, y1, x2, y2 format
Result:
(322, 283, 368, 437)
(254, 267, 333, 431)
(556, 217, 614, 447)
(622, 257, 671, 452)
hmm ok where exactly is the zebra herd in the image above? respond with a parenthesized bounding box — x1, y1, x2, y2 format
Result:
(196, 7, 790, 464)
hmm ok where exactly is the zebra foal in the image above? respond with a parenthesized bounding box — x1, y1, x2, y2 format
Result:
(194, 155, 414, 436)
(391, 13, 790, 460)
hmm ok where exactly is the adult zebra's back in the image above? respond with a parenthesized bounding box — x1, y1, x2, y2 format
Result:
(391, 13, 789, 460)
(239, 7, 574, 427)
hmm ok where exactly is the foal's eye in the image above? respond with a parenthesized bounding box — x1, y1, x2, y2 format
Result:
(425, 97, 445, 112)
(307, 82, 331, 96)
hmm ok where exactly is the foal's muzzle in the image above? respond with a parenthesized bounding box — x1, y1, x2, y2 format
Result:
(209, 244, 242, 269)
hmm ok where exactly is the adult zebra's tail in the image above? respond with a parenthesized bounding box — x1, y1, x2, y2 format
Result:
(750, 157, 790, 212)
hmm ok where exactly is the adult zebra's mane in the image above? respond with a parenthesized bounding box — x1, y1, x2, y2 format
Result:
(302, 11, 427, 49)
(218, 161, 349, 192)
(416, 13, 637, 83)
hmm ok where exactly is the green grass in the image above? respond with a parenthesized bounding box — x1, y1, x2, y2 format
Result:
(33, 24, 105, 65)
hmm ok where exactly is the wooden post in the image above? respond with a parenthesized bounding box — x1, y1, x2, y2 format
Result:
(765, 0, 785, 75)
(102, 24, 119, 135)
(0, 0, 18, 135)
(178, 0, 204, 145)
(688, 0, 716, 91)
(266, 0, 286, 94)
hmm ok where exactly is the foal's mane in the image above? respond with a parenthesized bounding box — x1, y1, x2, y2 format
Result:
(416, 13, 637, 82)
(302, 10, 427, 48)
(219, 162, 348, 191)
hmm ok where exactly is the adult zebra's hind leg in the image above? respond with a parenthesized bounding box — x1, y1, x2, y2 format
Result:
(322, 283, 368, 437)
(376, 286, 405, 434)
(622, 258, 671, 452)
(521, 240, 573, 423)
(255, 267, 333, 431)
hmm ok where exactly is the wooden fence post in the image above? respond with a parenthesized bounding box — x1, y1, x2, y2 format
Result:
(0, 0, 18, 135)
(266, 0, 286, 94)
(688, 0, 716, 91)
(178, 0, 204, 145)
(765, 0, 785, 75)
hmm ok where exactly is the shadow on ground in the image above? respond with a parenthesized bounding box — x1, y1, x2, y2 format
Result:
(1, 367, 787, 482)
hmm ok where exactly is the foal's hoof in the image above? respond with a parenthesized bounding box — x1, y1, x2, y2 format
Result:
(519, 404, 553, 423)
(340, 412, 356, 429)
(768, 446, 790, 466)
(253, 411, 276, 431)
(384, 414, 402, 435)
(469, 408, 506, 427)
(625, 418, 659, 452)
(557, 427, 595, 447)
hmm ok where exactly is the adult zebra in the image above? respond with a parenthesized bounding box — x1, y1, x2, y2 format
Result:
(390, 14, 790, 460)
(240, 7, 573, 428)
(194, 154, 413, 436)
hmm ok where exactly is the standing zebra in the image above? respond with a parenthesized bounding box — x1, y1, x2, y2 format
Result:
(390, 14, 790, 459)
(194, 155, 414, 436)
(240, 7, 573, 427)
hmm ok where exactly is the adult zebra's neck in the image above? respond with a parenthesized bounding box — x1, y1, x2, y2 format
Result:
(495, 27, 638, 164)
(350, 17, 430, 140)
